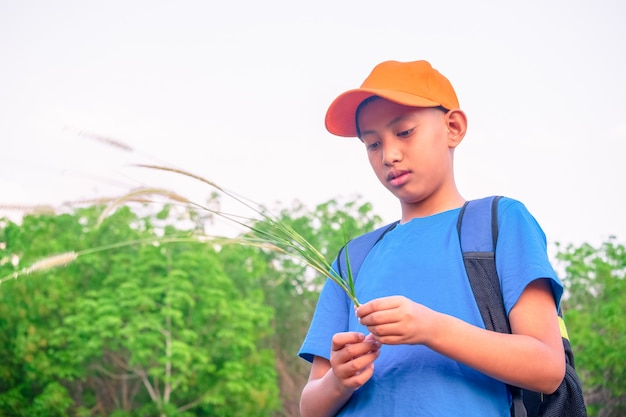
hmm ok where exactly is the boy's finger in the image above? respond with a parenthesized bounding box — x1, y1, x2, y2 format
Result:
(331, 332, 365, 351)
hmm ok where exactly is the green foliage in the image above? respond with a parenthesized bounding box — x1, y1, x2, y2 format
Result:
(0, 205, 279, 416)
(557, 238, 626, 416)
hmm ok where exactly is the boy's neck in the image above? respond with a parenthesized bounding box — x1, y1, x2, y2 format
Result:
(399, 191, 465, 223)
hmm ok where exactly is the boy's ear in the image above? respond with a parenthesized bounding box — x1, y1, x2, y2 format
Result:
(445, 109, 467, 148)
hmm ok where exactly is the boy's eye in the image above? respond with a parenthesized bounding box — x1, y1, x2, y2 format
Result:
(366, 141, 380, 151)
(397, 128, 414, 138)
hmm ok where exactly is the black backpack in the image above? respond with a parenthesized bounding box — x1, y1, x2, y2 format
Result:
(335, 196, 587, 417)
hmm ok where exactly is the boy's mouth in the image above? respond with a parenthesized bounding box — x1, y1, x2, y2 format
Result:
(387, 169, 411, 187)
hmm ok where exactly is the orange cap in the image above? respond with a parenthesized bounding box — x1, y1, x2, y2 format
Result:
(325, 60, 460, 137)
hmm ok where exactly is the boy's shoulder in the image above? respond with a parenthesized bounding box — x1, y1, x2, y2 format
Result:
(496, 196, 526, 211)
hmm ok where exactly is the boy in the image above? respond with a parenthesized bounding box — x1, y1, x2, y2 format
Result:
(298, 60, 565, 416)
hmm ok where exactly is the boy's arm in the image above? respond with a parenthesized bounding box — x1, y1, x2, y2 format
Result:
(300, 332, 381, 417)
(356, 278, 565, 394)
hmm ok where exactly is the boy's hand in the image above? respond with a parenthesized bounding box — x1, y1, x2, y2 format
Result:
(329, 332, 381, 391)
(356, 296, 437, 345)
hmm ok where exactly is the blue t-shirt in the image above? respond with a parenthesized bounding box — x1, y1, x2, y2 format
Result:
(298, 198, 563, 417)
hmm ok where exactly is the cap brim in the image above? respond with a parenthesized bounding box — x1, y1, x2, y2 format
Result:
(325, 88, 442, 137)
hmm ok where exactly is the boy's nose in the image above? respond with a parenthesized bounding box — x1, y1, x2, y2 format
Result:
(382, 141, 402, 165)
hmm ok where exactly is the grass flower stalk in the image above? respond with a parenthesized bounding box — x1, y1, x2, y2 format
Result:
(125, 164, 362, 306)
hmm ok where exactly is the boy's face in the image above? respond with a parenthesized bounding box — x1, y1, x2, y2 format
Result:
(356, 98, 458, 210)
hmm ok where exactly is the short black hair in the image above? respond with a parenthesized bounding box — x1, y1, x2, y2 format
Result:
(355, 96, 382, 138)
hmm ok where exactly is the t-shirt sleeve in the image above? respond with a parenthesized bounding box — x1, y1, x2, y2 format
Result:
(496, 198, 564, 315)
(298, 259, 352, 363)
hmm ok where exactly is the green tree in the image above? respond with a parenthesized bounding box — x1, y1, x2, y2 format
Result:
(557, 238, 626, 417)
(0, 205, 279, 416)
(0, 209, 109, 417)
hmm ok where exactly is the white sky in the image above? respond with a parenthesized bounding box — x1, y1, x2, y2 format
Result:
(1, 0, 625, 247)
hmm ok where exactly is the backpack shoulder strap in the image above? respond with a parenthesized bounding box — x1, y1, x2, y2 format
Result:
(458, 196, 528, 417)
(457, 195, 510, 333)
(336, 221, 399, 280)
(458, 196, 501, 254)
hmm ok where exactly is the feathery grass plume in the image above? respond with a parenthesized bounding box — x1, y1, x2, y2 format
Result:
(75, 129, 134, 152)
(61, 197, 133, 209)
(108, 164, 362, 306)
(96, 187, 190, 226)
(0, 236, 267, 286)
(25, 252, 78, 274)
(0, 252, 78, 285)
(0, 204, 57, 215)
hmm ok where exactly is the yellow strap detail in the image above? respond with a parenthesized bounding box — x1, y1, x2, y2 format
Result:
(558, 316, 570, 340)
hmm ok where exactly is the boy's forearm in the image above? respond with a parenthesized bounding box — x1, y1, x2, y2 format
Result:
(427, 312, 564, 393)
